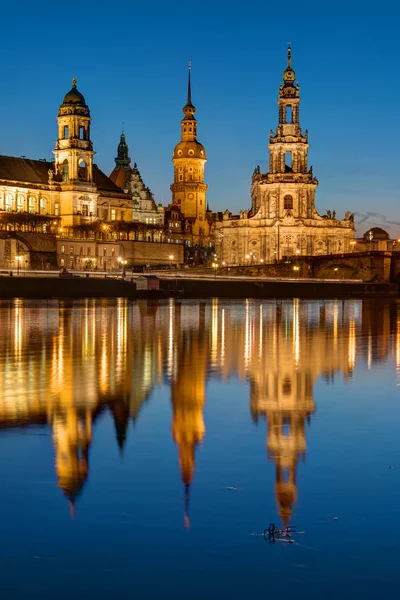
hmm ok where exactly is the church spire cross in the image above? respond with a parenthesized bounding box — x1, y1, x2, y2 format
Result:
(287, 43, 292, 68)
(72, 77, 77, 88)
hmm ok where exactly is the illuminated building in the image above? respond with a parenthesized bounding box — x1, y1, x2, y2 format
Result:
(215, 47, 355, 264)
(0, 80, 171, 270)
(110, 132, 164, 225)
(167, 64, 213, 251)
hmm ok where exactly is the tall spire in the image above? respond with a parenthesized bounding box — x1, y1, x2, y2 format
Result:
(283, 43, 296, 84)
(182, 61, 196, 120)
(187, 60, 192, 106)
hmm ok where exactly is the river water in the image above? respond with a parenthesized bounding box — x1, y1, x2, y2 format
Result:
(0, 298, 399, 599)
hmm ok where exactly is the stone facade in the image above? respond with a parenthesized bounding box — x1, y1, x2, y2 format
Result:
(215, 47, 355, 265)
(57, 238, 183, 270)
(109, 133, 164, 225)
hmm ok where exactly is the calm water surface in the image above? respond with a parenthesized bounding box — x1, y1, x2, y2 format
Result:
(0, 298, 399, 599)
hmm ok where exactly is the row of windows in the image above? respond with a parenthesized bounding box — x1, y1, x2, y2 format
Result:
(61, 159, 88, 182)
(60, 245, 118, 257)
(167, 238, 184, 244)
(0, 195, 54, 215)
(63, 125, 88, 140)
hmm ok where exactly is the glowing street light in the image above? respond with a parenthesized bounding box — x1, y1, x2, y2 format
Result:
(169, 254, 174, 269)
(16, 255, 22, 275)
(350, 241, 356, 252)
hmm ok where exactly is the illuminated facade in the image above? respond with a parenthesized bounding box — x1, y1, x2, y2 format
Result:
(215, 47, 355, 265)
(0, 79, 132, 228)
(168, 64, 213, 248)
(110, 132, 164, 225)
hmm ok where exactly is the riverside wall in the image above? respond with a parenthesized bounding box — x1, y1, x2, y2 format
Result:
(0, 275, 397, 300)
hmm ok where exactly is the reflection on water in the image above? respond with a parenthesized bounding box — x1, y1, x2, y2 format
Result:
(0, 298, 399, 528)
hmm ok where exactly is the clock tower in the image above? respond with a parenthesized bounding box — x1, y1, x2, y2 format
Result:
(170, 64, 208, 228)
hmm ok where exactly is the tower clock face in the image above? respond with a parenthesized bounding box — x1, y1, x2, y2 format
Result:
(188, 193, 194, 200)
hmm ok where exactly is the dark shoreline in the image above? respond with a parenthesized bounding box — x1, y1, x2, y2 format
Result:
(0, 276, 398, 299)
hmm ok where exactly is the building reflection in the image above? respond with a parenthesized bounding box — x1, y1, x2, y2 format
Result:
(0, 298, 398, 523)
(168, 302, 208, 528)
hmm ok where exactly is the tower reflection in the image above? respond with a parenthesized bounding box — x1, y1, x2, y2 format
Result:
(0, 298, 398, 524)
(169, 302, 207, 528)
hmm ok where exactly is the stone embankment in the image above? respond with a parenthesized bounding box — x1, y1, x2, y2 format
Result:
(0, 275, 397, 299)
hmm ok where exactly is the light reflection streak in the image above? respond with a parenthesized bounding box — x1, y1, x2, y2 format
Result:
(0, 298, 397, 524)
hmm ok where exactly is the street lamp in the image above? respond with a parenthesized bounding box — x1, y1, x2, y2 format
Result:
(212, 262, 218, 277)
(350, 241, 356, 253)
(121, 259, 127, 278)
(169, 254, 174, 269)
(16, 255, 22, 275)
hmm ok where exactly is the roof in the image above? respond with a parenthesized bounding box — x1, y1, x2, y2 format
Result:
(63, 87, 86, 106)
(0, 155, 126, 198)
(92, 165, 127, 196)
(0, 155, 52, 185)
(109, 165, 132, 189)
(363, 227, 390, 241)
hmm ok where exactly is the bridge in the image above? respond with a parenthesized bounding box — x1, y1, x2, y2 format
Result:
(219, 251, 400, 283)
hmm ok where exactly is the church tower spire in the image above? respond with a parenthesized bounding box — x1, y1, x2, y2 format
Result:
(249, 45, 318, 224)
(170, 62, 208, 232)
(115, 131, 131, 169)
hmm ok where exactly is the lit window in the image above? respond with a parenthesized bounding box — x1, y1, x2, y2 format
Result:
(78, 160, 87, 181)
(62, 160, 69, 181)
(111, 248, 115, 256)
(103, 247, 107, 256)
(70, 246, 74, 255)
(39, 198, 46, 215)
(17, 195, 24, 212)
(61, 245, 65, 254)
(111, 209, 116, 221)
(82, 204, 89, 217)
(54, 202, 59, 216)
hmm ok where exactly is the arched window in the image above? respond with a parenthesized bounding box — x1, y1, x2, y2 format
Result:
(5, 194, 12, 211)
(28, 197, 35, 213)
(17, 195, 24, 212)
(39, 198, 46, 215)
(62, 159, 69, 182)
(284, 195, 293, 210)
(284, 152, 292, 171)
(78, 160, 87, 181)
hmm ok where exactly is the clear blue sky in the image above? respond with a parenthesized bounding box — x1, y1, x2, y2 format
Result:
(1, 0, 399, 236)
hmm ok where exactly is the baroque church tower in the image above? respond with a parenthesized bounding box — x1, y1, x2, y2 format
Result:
(253, 45, 318, 220)
(215, 47, 355, 264)
(171, 63, 211, 246)
(53, 78, 98, 226)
